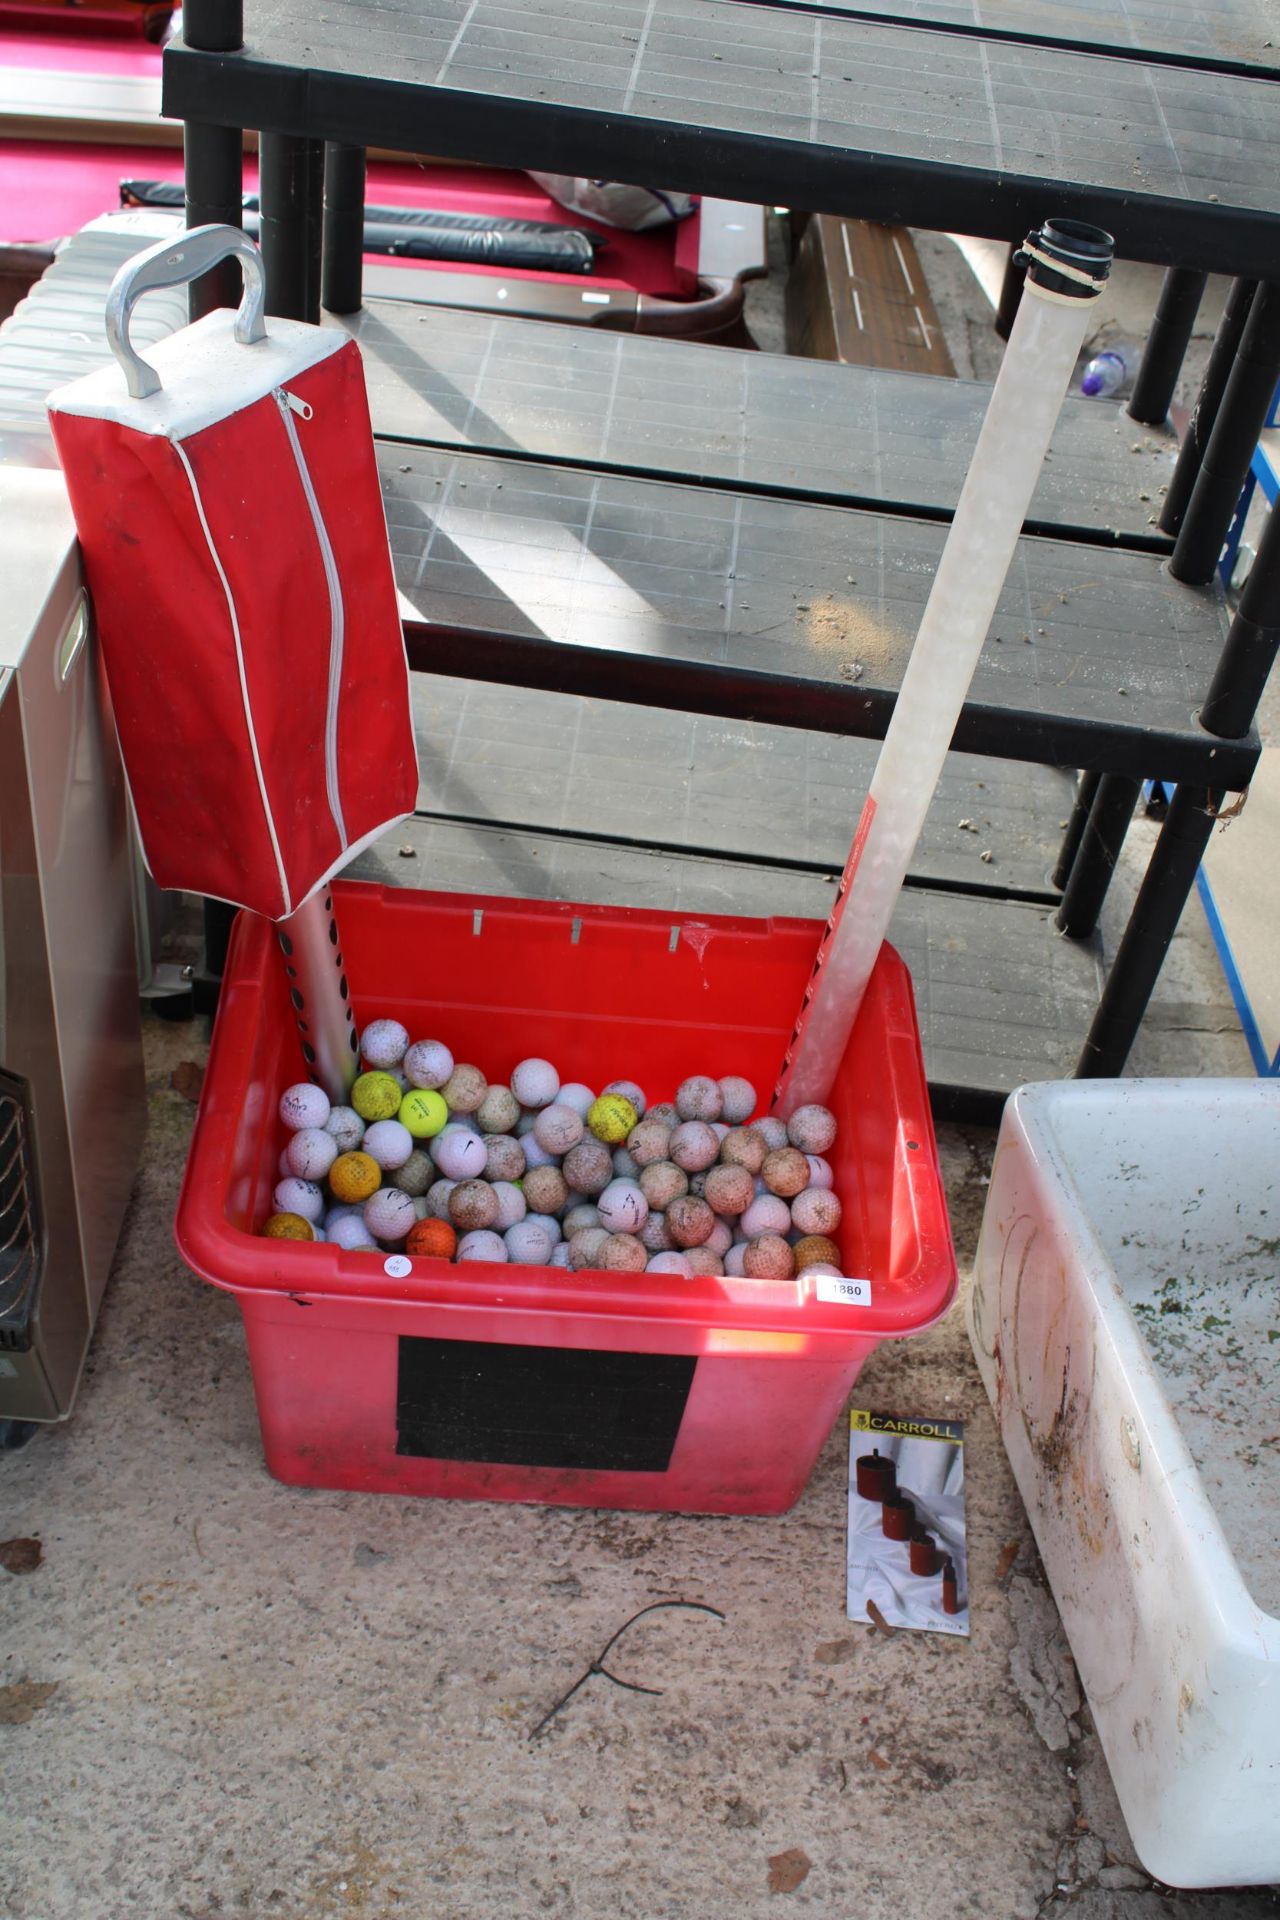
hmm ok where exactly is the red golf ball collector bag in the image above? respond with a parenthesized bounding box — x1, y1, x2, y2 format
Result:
(47, 225, 415, 921)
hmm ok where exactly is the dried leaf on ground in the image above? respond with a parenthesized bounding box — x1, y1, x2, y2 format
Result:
(170, 1061, 205, 1103)
(813, 1638, 856, 1665)
(868, 1749, 891, 1771)
(0, 1537, 43, 1575)
(0, 1680, 58, 1724)
(866, 1599, 896, 1636)
(766, 1848, 811, 1894)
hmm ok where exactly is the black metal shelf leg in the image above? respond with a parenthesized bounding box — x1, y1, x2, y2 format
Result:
(259, 131, 319, 321)
(1050, 770, 1101, 891)
(1169, 281, 1280, 583)
(181, 0, 244, 320)
(1075, 785, 1222, 1079)
(322, 143, 367, 315)
(1128, 267, 1207, 426)
(994, 245, 1025, 343)
(1160, 279, 1256, 538)
(1054, 773, 1142, 939)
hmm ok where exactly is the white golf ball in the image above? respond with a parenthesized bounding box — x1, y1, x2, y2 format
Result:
(511, 1057, 560, 1108)
(562, 1203, 602, 1237)
(754, 1116, 789, 1151)
(425, 1178, 457, 1219)
(647, 1251, 693, 1277)
(360, 1019, 410, 1071)
(724, 1242, 749, 1276)
(362, 1119, 415, 1171)
(525, 1212, 563, 1245)
(505, 1220, 555, 1265)
(273, 1177, 324, 1223)
(491, 1180, 527, 1230)
(557, 1082, 596, 1118)
(328, 1214, 378, 1251)
(362, 1187, 416, 1242)
(549, 1242, 573, 1269)
(403, 1039, 454, 1090)
(286, 1127, 339, 1181)
(324, 1105, 365, 1153)
(805, 1155, 835, 1190)
(432, 1129, 488, 1180)
(597, 1178, 649, 1235)
(278, 1083, 330, 1132)
(325, 1203, 359, 1228)
(457, 1230, 508, 1263)
(534, 1103, 584, 1155)
(741, 1194, 792, 1237)
(803, 1262, 843, 1278)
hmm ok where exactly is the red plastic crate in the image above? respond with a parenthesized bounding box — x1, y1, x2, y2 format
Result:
(176, 882, 956, 1514)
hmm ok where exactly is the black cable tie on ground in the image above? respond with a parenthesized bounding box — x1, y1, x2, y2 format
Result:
(529, 1600, 726, 1740)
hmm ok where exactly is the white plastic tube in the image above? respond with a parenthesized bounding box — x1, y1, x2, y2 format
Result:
(774, 224, 1111, 1115)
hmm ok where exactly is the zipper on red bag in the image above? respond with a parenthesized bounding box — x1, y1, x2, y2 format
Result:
(274, 386, 348, 849)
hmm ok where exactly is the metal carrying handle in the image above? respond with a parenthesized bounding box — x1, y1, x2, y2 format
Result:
(105, 224, 268, 400)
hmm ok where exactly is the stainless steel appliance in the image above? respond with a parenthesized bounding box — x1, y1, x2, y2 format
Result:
(0, 467, 146, 1422)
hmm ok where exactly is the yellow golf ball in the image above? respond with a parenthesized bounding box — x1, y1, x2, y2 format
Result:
(399, 1087, 448, 1139)
(262, 1211, 315, 1241)
(328, 1150, 381, 1204)
(587, 1093, 638, 1144)
(351, 1070, 403, 1122)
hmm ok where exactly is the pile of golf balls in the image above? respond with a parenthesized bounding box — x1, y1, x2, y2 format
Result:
(261, 1021, 846, 1281)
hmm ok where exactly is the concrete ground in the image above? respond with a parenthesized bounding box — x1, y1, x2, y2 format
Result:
(2, 229, 1276, 1919)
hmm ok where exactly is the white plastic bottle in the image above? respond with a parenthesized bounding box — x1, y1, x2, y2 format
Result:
(1079, 346, 1135, 397)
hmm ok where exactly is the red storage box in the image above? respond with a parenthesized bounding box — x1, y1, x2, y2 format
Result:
(177, 882, 956, 1515)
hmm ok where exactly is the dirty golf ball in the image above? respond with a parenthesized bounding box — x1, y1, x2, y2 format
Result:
(603, 1078, 646, 1119)
(786, 1104, 838, 1155)
(448, 1179, 500, 1232)
(440, 1063, 487, 1113)
(648, 1249, 694, 1278)
(360, 1018, 409, 1070)
(399, 1087, 447, 1139)
(568, 1226, 609, 1270)
(640, 1212, 674, 1253)
(666, 1195, 715, 1248)
(586, 1093, 637, 1144)
(753, 1115, 789, 1151)
(285, 1127, 339, 1181)
(351, 1071, 403, 1122)
(328, 1151, 382, 1204)
(703, 1163, 754, 1217)
(432, 1129, 488, 1181)
(484, 1136, 527, 1183)
(639, 1161, 687, 1210)
(390, 1149, 434, 1198)
(456, 1230, 507, 1263)
(523, 1165, 568, 1216)
(627, 1119, 672, 1167)
(676, 1075, 722, 1122)
(720, 1126, 767, 1174)
(717, 1076, 756, 1125)
(612, 1148, 641, 1181)
(562, 1203, 602, 1236)
(600, 1233, 647, 1272)
(793, 1234, 842, 1272)
(476, 1085, 520, 1134)
(363, 1187, 417, 1242)
(425, 1178, 457, 1218)
(534, 1103, 584, 1155)
(744, 1234, 795, 1279)
(278, 1082, 330, 1132)
(706, 1219, 734, 1257)
(669, 1121, 719, 1173)
(403, 1039, 453, 1090)
(791, 1187, 842, 1237)
(562, 1140, 613, 1196)
(263, 1210, 314, 1240)
(511, 1057, 559, 1108)
(324, 1105, 365, 1153)
(273, 1176, 324, 1223)
(686, 1248, 724, 1277)
(761, 1147, 810, 1198)
(597, 1179, 648, 1234)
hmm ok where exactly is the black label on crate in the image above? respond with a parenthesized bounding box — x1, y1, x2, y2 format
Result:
(396, 1337, 697, 1473)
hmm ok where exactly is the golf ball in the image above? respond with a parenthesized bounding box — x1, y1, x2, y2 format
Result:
(511, 1057, 559, 1108)
(425, 1178, 457, 1219)
(363, 1187, 417, 1242)
(744, 1235, 795, 1280)
(484, 1136, 527, 1183)
(351, 1071, 403, 1123)
(557, 1082, 596, 1118)
(640, 1212, 674, 1253)
(646, 1102, 679, 1130)
(720, 1127, 767, 1174)
(273, 1177, 324, 1224)
(360, 1019, 409, 1070)
(505, 1220, 555, 1265)
(761, 1147, 810, 1198)
(403, 1039, 454, 1090)
(639, 1161, 687, 1210)
(805, 1155, 835, 1191)
(519, 1133, 558, 1170)
(668, 1121, 719, 1173)
(793, 1234, 842, 1272)
(390, 1149, 434, 1198)
(362, 1119, 415, 1171)
(263, 1211, 314, 1240)
(448, 1180, 500, 1232)
(568, 1227, 609, 1270)
(533, 1103, 584, 1155)
(328, 1214, 378, 1251)
(740, 1194, 791, 1238)
(627, 1119, 672, 1167)
(399, 1088, 448, 1139)
(791, 1187, 843, 1237)
(597, 1179, 648, 1235)
(666, 1195, 714, 1248)
(432, 1129, 489, 1181)
(786, 1104, 838, 1155)
(285, 1127, 339, 1182)
(406, 1218, 458, 1260)
(724, 1243, 749, 1276)
(717, 1076, 757, 1125)
(706, 1219, 734, 1257)
(491, 1181, 527, 1230)
(456, 1230, 507, 1264)
(525, 1213, 563, 1245)
(328, 1151, 382, 1204)
(476, 1085, 520, 1134)
(600, 1233, 646, 1272)
(647, 1251, 693, 1278)
(549, 1243, 573, 1270)
(686, 1248, 725, 1277)
(562, 1203, 602, 1237)
(522, 1165, 568, 1216)
(676, 1075, 722, 1122)
(753, 1116, 789, 1151)
(441, 1064, 488, 1114)
(278, 1083, 330, 1132)
(703, 1163, 754, 1217)
(324, 1105, 365, 1153)
(586, 1094, 637, 1144)
(602, 1079, 646, 1119)
(562, 1140, 613, 1196)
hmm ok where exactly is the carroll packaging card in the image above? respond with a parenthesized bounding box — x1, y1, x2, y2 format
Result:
(847, 1410, 969, 1637)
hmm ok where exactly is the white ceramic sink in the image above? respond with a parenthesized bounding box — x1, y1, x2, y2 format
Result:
(969, 1079, 1280, 1889)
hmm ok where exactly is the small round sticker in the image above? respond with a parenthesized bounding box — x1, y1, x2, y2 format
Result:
(384, 1254, 412, 1279)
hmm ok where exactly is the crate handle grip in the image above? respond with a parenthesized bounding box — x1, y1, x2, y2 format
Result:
(106, 224, 268, 400)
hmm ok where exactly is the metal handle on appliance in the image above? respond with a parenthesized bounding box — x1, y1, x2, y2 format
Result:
(105, 224, 268, 401)
(56, 593, 90, 686)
